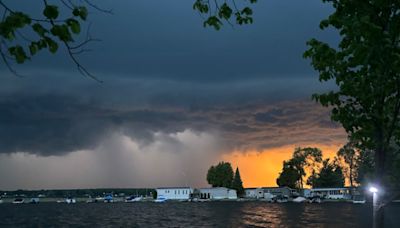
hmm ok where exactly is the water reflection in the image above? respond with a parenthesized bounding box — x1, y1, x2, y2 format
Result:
(0, 201, 398, 227)
(241, 202, 286, 227)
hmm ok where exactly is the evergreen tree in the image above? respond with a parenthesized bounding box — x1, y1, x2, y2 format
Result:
(232, 167, 244, 196)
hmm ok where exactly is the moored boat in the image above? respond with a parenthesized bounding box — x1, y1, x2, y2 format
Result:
(104, 194, 113, 203)
(293, 196, 307, 203)
(352, 195, 366, 204)
(13, 198, 24, 204)
(275, 195, 289, 203)
(65, 197, 76, 204)
(309, 196, 322, 203)
(125, 196, 142, 202)
(29, 198, 40, 204)
(154, 196, 167, 203)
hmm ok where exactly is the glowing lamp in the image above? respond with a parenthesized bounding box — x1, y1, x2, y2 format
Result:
(369, 186, 378, 193)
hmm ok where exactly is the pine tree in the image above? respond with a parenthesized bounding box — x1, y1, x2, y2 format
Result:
(232, 167, 244, 196)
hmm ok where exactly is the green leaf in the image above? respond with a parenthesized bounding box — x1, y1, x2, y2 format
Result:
(5, 12, 31, 28)
(50, 24, 73, 42)
(43, 5, 59, 20)
(9, 45, 29, 64)
(241, 7, 253, 16)
(73, 7, 88, 20)
(203, 16, 222, 30)
(218, 3, 233, 20)
(66, 19, 80, 34)
(32, 23, 47, 37)
(45, 37, 58, 53)
(29, 43, 38, 55)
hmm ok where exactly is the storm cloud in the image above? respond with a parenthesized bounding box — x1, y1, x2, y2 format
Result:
(0, 74, 344, 156)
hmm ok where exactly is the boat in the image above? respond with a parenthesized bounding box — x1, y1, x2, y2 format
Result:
(352, 195, 366, 204)
(293, 196, 307, 203)
(353, 200, 366, 204)
(264, 193, 275, 202)
(277, 198, 288, 203)
(309, 196, 322, 203)
(13, 198, 24, 204)
(29, 198, 40, 204)
(154, 196, 167, 203)
(275, 195, 289, 203)
(86, 196, 94, 203)
(94, 196, 104, 202)
(104, 194, 113, 203)
(65, 197, 76, 204)
(125, 196, 142, 202)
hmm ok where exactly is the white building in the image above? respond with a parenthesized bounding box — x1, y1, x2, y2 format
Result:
(244, 187, 296, 199)
(244, 188, 264, 199)
(199, 187, 237, 200)
(310, 188, 351, 200)
(156, 187, 193, 200)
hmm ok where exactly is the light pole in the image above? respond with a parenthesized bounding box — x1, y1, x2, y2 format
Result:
(369, 186, 379, 228)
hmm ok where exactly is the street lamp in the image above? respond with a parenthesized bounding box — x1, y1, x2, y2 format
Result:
(369, 186, 378, 194)
(369, 186, 379, 228)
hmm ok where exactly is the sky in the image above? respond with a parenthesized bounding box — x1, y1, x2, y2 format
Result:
(0, 0, 347, 190)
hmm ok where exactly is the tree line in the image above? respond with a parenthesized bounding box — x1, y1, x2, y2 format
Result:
(277, 142, 400, 191)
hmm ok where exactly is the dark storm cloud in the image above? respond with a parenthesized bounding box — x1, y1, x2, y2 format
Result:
(0, 81, 344, 156)
(207, 101, 345, 151)
(0, 95, 106, 155)
(0, 0, 344, 157)
(0, 93, 193, 155)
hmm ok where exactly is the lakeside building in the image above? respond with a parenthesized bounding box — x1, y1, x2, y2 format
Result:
(263, 187, 298, 197)
(198, 187, 237, 200)
(156, 187, 193, 200)
(305, 188, 352, 200)
(244, 187, 297, 199)
(245, 187, 355, 200)
(244, 188, 264, 199)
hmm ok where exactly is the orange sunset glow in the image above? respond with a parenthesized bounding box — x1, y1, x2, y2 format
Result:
(222, 143, 344, 188)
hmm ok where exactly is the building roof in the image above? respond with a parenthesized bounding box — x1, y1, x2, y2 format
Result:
(156, 187, 192, 190)
(262, 187, 293, 190)
(199, 187, 231, 190)
(311, 187, 350, 191)
(245, 187, 294, 190)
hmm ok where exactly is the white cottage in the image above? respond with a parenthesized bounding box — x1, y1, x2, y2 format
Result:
(310, 188, 351, 200)
(156, 187, 193, 200)
(199, 187, 237, 200)
(244, 188, 264, 199)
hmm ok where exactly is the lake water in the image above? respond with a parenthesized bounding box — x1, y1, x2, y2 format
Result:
(0, 201, 399, 227)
